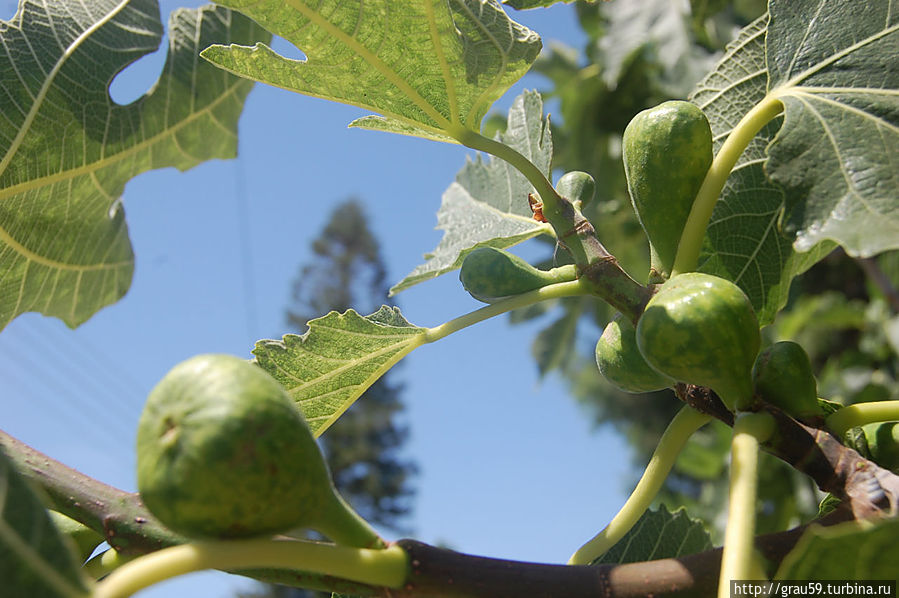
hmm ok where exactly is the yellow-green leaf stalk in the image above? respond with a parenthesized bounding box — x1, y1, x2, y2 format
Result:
(568, 407, 712, 564)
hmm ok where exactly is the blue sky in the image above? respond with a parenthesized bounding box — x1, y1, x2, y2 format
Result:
(1, 2, 640, 595)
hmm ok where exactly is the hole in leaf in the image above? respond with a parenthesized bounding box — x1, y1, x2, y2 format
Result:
(271, 36, 307, 62)
(2, 0, 17, 21)
(108, 37, 167, 106)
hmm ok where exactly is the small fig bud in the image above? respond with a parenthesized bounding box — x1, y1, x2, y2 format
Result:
(752, 341, 821, 418)
(556, 171, 596, 209)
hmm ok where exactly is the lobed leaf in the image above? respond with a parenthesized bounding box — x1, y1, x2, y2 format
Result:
(0, 447, 92, 598)
(766, 0, 899, 258)
(690, 15, 832, 325)
(589, 505, 712, 565)
(201, 0, 542, 143)
(253, 306, 426, 436)
(390, 90, 552, 294)
(0, 1, 269, 331)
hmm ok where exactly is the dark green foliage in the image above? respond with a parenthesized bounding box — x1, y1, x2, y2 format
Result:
(0, 448, 91, 598)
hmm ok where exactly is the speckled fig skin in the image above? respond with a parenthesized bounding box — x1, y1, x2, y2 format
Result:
(623, 101, 712, 279)
(460, 247, 572, 303)
(636, 273, 759, 410)
(861, 422, 899, 473)
(752, 341, 821, 418)
(596, 314, 673, 393)
(137, 354, 335, 539)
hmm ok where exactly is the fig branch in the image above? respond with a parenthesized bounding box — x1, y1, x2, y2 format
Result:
(0, 427, 853, 598)
(0, 429, 383, 596)
(675, 387, 899, 521)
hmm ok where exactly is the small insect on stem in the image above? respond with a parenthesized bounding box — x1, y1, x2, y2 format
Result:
(528, 193, 547, 223)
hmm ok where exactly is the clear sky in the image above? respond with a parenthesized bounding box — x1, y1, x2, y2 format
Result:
(1, 2, 638, 595)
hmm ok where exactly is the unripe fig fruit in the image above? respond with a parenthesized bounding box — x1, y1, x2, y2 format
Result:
(596, 314, 673, 393)
(861, 422, 899, 473)
(556, 171, 595, 209)
(49, 511, 104, 563)
(636, 272, 759, 410)
(623, 100, 712, 279)
(460, 246, 575, 303)
(752, 341, 821, 418)
(137, 354, 336, 539)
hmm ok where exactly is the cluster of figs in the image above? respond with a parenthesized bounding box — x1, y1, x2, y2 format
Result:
(134, 101, 835, 545)
(460, 100, 821, 418)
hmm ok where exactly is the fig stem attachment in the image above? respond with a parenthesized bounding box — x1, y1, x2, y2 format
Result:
(454, 130, 558, 228)
(567, 406, 712, 565)
(93, 539, 409, 598)
(718, 412, 775, 598)
(316, 491, 387, 549)
(826, 400, 899, 437)
(671, 97, 784, 277)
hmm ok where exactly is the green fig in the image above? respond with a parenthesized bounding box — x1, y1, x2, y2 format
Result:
(460, 247, 575, 303)
(623, 101, 713, 279)
(556, 171, 596, 209)
(137, 354, 376, 546)
(636, 273, 759, 410)
(861, 422, 899, 473)
(752, 341, 821, 418)
(596, 314, 673, 393)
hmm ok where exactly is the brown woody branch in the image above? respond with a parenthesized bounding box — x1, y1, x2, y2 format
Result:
(676, 386, 899, 520)
(0, 427, 857, 598)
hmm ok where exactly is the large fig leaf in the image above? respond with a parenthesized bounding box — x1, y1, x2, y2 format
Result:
(0, 447, 92, 598)
(766, 0, 899, 257)
(0, 1, 268, 331)
(201, 0, 541, 143)
(253, 306, 427, 436)
(390, 90, 552, 294)
(690, 15, 832, 325)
